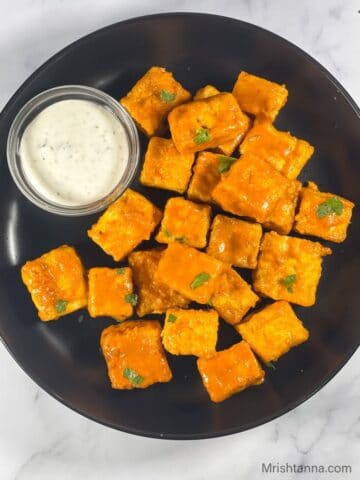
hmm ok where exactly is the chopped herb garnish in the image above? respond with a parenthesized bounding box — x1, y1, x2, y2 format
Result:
(194, 127, 210, 145)
(316, 197, 344, 218)
(190, 272, 211, 289)
(160, 89, 177, 103)
(123, 367, 144, 385)
(78, 314, 84, 323)
(116, 267, 125, 275)
(175, 236, 187, 244)
(162, 228, 172, 238)
(218, 155, 237, 173)
(266, 361, 276, 370)
(207, 299, 213, 307)
(168, 314, 177, 323)
(280, 274, 297, 293)
(125, 293, 138, 306)
(55, 299, 68, 313)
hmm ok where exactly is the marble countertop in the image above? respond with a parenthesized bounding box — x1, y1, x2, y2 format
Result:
(0, 1, 359, 479)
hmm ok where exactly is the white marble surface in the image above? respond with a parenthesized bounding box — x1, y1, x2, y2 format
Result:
(0, 1, 359, 479)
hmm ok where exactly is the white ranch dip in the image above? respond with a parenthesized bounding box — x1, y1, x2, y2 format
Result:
(20, 99, 129, 206)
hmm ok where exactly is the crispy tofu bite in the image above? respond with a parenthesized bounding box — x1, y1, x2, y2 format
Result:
(168, 93, 249, 154)
(194, 85, 250, 155)
(120, 66, 191, 136)
(155, 242, 224, 304)
(211, 267, 259, 325)
(263, 179, 301, 235)
(21, 245, 87, 321)
(101, 321, 172, 389)
(207, 215, 262, 268)
(88, 267, 134, 321)
(240, 122, 314, 180)
(187, 152, 223, 203)
(253, 231, 331, 307)
(140, 137, 195, 194)
(212, 153, 292, 223)
(232, 71, 288, 121)
(162, 308, 219, 357)
(88, 189, 162, 261)
(197, 340, 265, 402)
(156, 197, 211, 249)
(236, 301, 309, 363)
(128, 249, 189, 317)
(294, 182, 354, 243)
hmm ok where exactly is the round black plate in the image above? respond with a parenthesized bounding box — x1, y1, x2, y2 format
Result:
(0, 13, 359, 440)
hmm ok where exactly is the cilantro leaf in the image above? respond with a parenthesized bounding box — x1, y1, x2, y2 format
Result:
(116, 267, 125, 275)
(162, 228, 172, 238)
(125, 293, 138, 306)
(266, 361, 276, 370)
(190, 272, 211, 289)
(55, 299, 68, 313)
(218, 155, 237, 173)
(168, 314, 177, 323)
(123, 367, 144, 385)
(194, 127, 210, 145)
(175, 236, 187, 244)
(160, 89, 177, 103)
(280, 274, 297, 293)
(316, 197, 344, 218)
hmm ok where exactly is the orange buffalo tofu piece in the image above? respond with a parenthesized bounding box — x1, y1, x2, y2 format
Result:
(88, 189, 162, 261)
(140, 137, 195, 193)
(101, 321, 172, 389)
(263, 179, 301, 234)
(162, 308, 219, 357)
(207, 215, 262, 268)
(187, 152, 222, 203)
(240, 122, 314, 179)
(156, 197, 211, 249)
(236, 301, 309, 363)
(212, 153, 292, 223)
(168, 93, 249, 154)
(120, 66, 191, 136)
(294, 182, 354, 243)
(197, 340, 265, 402)
(88, 267, 133, 321)
(211, 267, 259, 325)
(232, 71, 288, 121)
(253, 231, 331, 307)
(21, 245, 87, 322)
(194, 85, 250, 155)
(128, 249, 189, 316)
(155, 242, 224, 304)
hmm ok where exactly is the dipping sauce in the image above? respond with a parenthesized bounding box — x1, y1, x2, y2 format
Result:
(19, 99, 129, 206)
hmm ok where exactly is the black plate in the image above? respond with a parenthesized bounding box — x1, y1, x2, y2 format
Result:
(0, 13, 359, 440)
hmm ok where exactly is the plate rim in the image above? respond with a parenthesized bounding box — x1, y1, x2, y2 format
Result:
(0, 12, 359, 440)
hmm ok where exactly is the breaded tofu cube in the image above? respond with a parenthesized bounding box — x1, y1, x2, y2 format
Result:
(211, 267, 259, 325)
(101, 321, 172, 389)
(197, 340, 265, 402)
(240, 122, 314, 179)
(253, 231, 332, 307)
(128, 249, 189, 317)
(212, 153, 292, 223)
(187, 152, 223, 203)
(21, 245, 87, 321)
(120, 66, 191, 136)
(168, 93, 249, 154)
(162, 308, 219, 357)
(88, 267, 134, 321)
(294, 182, 355, 243)
(155, 242, 224, 304)
(232, 71, 288, 121)
(194, 85, 250, 155)
(156, 197, 211, 249)
(207, 215, 262, 268)
(236, 301, 309, 363)
(263, 179, 301, 235)
(88, 189, 162, 261)
(140, 137, 195, 193)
